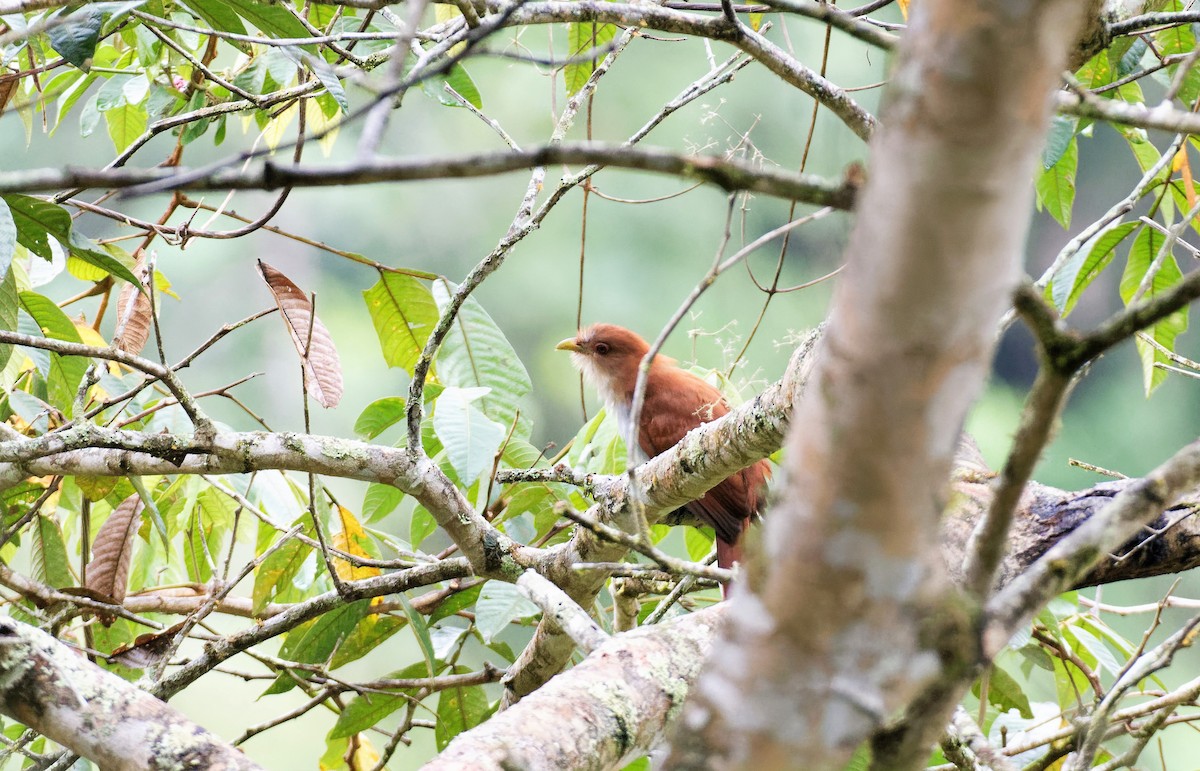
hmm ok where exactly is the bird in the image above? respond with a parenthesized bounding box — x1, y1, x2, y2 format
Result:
(556, 323, 770, 579)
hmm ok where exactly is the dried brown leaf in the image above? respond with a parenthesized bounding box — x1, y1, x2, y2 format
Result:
(113, 257, 153, 355)
(256, 260, 344, 408)
(84, 494, 143, 605)
(0, 75, 16, 117)
(107, 621, 186, 669)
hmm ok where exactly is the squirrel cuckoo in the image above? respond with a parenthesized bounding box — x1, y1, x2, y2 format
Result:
(556, 323, 770, 574)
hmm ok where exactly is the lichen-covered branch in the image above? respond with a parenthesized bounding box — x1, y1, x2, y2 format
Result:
(0, 617, 261, 771)
(427, 605, 724, 770)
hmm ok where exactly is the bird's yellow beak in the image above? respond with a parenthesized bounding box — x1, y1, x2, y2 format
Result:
(555, 338, 582, 353)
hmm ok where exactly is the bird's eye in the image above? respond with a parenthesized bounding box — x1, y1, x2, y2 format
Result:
(594, 342, 611, 355)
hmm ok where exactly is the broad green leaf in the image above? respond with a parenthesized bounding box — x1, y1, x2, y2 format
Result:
(182, 487, 234, 583)
(565, 22, 616, 95)
(362, 482, 403, 523)
(433, 280, 532, 436)
(1035, 136, 1077, 228)
(421, 63, 482, 109)
(3, 194, 72, 261)
(328, 661, 441, 738)
(354, 397, 405, 439)
(0, 198, 15, 278)
(475, 580, 539, 643)
(433, 386, 507, 486)
(0, 267, 18, 372)
(48, 6, 103, 70)
(1120, 227, 1188, 394)
(1066, 625, 1120, 675)
(2, 195, 138, 285)
(435, 674, 490, 750)
(1051, 221, 1139, 315)
(264, 600, 370, 695)
(19, 291, 87, 414)
(253, 525, 314, 614)
(104, 102, 147, 152)
(685, 526, 714, 562)
(973, 660, 1032, 719)
(1042, 115, 1077, 169)
(224, 0, 312, 39)
(330, 613, 405, 669)
(66, 230, 139, 287)
(411, 505, 437, 550)
(304, 54, 348, 112)
(428, 583, 481, 625)
(399, 592, 437, 677)
(32, 515, 72, 588)
(363, 273, 439, 374)
(180, 0, 249, 36)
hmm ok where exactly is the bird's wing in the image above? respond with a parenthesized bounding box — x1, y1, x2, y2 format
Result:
(637, 369, 769, 546)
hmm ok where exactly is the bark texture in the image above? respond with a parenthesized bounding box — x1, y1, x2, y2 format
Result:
(0, 618, 260, 771)
(665, 2, 1096, 768)
(427, 606, 723, 770)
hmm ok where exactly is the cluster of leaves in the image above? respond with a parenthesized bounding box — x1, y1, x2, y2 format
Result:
(0, 0, 683, 765)
(1035, 1, 1200, 394)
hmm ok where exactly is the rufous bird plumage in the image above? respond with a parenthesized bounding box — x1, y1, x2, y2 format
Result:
(557, 323, 770, 575)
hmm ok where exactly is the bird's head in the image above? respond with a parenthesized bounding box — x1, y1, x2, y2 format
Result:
(556, 323, 651, 402)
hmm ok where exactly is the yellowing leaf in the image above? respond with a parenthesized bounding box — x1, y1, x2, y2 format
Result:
(331, 505, 378, 581)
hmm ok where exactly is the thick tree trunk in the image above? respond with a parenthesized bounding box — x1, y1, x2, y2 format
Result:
(664, 2, 1095, 768)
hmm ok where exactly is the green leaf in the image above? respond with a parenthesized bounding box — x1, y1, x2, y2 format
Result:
(0, 267, 18, 373)
(1052, 221, 1138, 315)
(224, 0, 312, 39)
(362, 482, 403, 523)
(974, 660, 1032, 719)
(1, 195, 138, 285)
(330, 613, 405, 669)
(1120, 227, 1188, 394)
(1042, 115, 1077, 169)
(1066, 625, 1120, 675)
(104, 102, 147, 152)
(264, 600, 370, 695)
(31, 515, 73, 588)
(363, 273, 439, 374)
(475, 580, 539, 643)
(410, 504, 437, 550)
(435, 675, 490, 751)
(428, 583, 482, 625)
(329, 661, 440, 738)
(0, 198, 15, 278)
(354, 397, 405, 439)
(48, 6, 104, 70)
(19, 291, 87, 414)
(304, 53, 348, 112)
(432, 279, 532, 437)
(433, 386, 507, 486)
(1035, 136, 1077, 228)
(180, 0, 249, 36)
(421, 63, 482, 109)
(684, 526, 714, 562)
(564, 22, 616, 96)
(253, 525, 314, 614)
(398, 592, 437, 676)
(3, 194, 72, 261)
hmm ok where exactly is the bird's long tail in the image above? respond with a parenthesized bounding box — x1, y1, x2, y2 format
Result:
(715, 538, 742, 599)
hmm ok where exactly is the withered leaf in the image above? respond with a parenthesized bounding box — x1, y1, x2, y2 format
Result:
(113, 256, 152, 355)
(84, 494, 143, 606)
(256, 260, 344, 408)
(107, 621, 186, 669)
